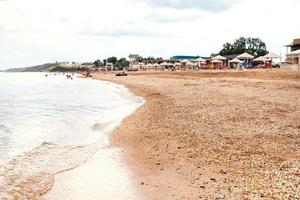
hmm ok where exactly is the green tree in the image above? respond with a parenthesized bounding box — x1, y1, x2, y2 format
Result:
(116, 58, 129, 68)
(106, 57, 118, 65)
(219, 37, 268, 57)
(94, 59, 101, 70)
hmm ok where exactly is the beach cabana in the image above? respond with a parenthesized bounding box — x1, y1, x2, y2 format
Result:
(237, 52, 254, 60)
(146, 63, 153, 70)
(211, 60, 222, 63)
(195, 57, 206, 62)
(174, 62, 182, 70)
(180, 59, 190, 63)
(138, 62, 145, 70)
(185, 61, 194, 69)
(160, 62, 169, 66)
(229, 58, 241, 69)
(212, 55, 227, 61)
(212, 55, 227, 69)
(237, 52, 254, 68)
(254, 56, 270, 68)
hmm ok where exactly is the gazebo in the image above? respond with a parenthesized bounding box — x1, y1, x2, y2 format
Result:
(229, 58, 241, 69)
(212, 55, 227, 60)
(211, 60, 222, 69)
(195, 58, 206, 69)
(237, 52, 254, 67)
(212, 55, 227, 69)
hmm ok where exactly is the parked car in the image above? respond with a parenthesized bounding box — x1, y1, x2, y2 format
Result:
(272, 62, 280, 68)
(251, 61, 264, 68)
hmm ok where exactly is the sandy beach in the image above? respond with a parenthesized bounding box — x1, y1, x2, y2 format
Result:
(92, 70, 300, 199)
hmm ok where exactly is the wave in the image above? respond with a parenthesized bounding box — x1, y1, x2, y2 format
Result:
(0, 141, 98, 199)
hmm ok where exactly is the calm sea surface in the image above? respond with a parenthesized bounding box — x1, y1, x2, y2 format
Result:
(0, 72, 143, 199)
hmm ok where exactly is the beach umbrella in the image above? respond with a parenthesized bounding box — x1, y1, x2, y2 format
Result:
(180, 59, 190, 63)
(264, 52, 280, 59)
(160, 62, 169, 66)
(146, 63, 153, 69)
(195, 57, 206, 62)
(185, 61, 194, 66)
(237, 52, 254, 59)
(212, 55, 227, 60)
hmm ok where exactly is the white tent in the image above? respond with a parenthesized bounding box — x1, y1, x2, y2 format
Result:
(264, 52, 280, 59)
(254, 56, 269, 62)
(212, 55, 227, 60)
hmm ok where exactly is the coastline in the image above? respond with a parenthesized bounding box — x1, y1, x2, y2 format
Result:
(0, 74, 144, 200)
(92, 70, 300, 199)
(42, 79, 144, 200)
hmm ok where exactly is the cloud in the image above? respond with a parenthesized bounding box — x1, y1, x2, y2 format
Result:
(80, 27, 169, 38)
(146, 11, 202, 23)
(144, 0, 238, 11)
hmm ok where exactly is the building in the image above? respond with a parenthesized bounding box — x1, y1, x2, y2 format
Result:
(283, 38, 300, 71)
(285, 38, 300, 52)
(170, 55, 203, 60)
(105, 63, 114, 71)
(129, 54, 140, 71)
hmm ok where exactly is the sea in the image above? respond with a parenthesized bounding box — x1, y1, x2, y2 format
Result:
(0, 72, 143, 199)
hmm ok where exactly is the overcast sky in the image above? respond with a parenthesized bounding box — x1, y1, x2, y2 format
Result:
(0, 0, 299, 69)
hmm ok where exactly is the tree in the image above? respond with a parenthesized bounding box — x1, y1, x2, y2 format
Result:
(94, 59, 101, 70)
(219, 37, 268, 57)
(106, 57, 118, 65)
(116, 58, 129, 68)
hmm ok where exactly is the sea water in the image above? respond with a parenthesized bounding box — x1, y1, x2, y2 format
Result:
(0, 72, 143, 199)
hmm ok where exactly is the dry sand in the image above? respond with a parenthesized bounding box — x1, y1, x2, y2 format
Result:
(93, 70, 300, 200)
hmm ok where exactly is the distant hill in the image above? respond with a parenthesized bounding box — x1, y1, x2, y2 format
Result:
(5, 63, 92, 72)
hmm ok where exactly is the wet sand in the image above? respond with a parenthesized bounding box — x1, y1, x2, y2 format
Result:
(93, 70, 300, 199)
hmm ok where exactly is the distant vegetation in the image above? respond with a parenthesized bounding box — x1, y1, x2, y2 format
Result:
(93, 57, 129, 71)
(219, 37, 268, 57)
(5, 62, 91, 72)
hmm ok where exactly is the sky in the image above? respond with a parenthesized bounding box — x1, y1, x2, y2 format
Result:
(0, 0, 300, 69)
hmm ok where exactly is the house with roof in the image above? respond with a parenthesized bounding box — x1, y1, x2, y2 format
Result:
(284, 38, 300, 70)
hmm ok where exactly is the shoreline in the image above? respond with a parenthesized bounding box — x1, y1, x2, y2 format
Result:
(92, 70, 300, 199)
(0, 74, 144, 200)
(42, 79, 144, 200)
